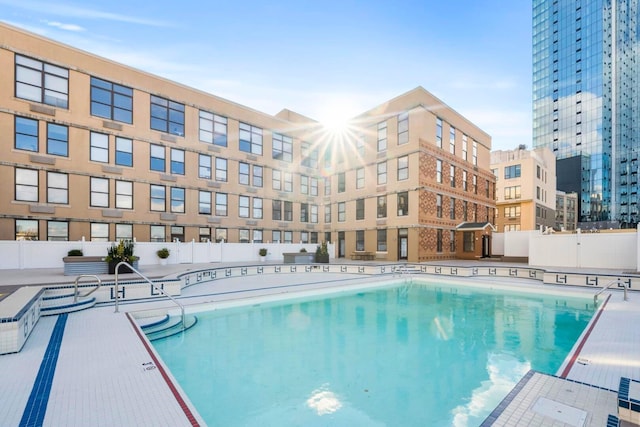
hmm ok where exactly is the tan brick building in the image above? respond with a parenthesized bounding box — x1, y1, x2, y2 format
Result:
(0, 23, 495, 262)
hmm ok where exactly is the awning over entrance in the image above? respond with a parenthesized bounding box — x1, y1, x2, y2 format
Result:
(455, 221, 496, 232)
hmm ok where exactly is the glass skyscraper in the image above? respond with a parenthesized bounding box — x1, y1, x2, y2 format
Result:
(533, 0, 639, 227)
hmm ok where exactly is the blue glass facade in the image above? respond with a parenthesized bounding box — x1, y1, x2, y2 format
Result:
(533, 0, 639, 226)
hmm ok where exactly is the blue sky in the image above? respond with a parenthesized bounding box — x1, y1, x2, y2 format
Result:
(2, 0, 532, 151)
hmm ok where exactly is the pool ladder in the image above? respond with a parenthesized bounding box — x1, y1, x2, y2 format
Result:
(594, 279, 629, 305)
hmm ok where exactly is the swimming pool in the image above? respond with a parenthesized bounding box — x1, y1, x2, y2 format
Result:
(151, 279, 594, 426)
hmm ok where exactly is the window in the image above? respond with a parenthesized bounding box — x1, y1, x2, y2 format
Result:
(450, 165, 456, 187)
(504, 186, 521, 200)
(48, 221, 68, 241)
(199, 227, 211, 242)
(272, 200, 282, 220)
(151, 225, 166, 242)
(473, 175, 478, 194)
(272, 230, 282, 243)
(253, 198, 263, 219)
(377, 196, 387, 218)
(150, 144, 165, 172)
(239, 196, 250, 218)
(377, 162, 387, 185)
(356, 230, 365, 251)
(462, 170, 468, 191)
(272, 133, 292, 161)
(16, 54, 68, 108)
(253, 229, 263, 244)
(504, 164, 521, 179)
(462, 134, 468, 161)
(450, 230, 456, 252)
(272, 169, 282, 190)
(504, 224, 521, 232)
(437, 229, 443, 252)
(284, 201, 293, 221)
(199, 154, 212, 179)
(398, 156, 408, 181)
(239, 123, 263, 155)
(436, 118, 442, 148)
(115, 180, 132, 209)
(397, 192, 408, 216)
(150, 185, 165, 211)
(338, 173, 345, 192)
(301, 142, 318, 168)
(150, 95, 184, 136)
(505, 206, 521, 218)
(15, 168, 38, 202)
(215, 228, 227, 243)
(324, 205, 331, 223)
(356, 168, 365, 189)
(199, 191, 211, 214)
(16, 117, 38, 152)
(170, 187, 185, 213)
(537, 165, 541, 179)
(398, 112, 409, 145)
(90, 223, 109, 242)
(356, 136, 365, 157)
(310, 177, 318, 196)
(115, 137, 133, 167)
(199, 111, 227, 146)
(310, 204, 318, 223)
(377, 229, 387, 251)
(16, 219, 38, 240)
(300, 203, 309, 222)
(536, 186, 541, 200)
(356, 198, 365, 220)
(463, 231, 474, 252)
(377, 121, 387, 152)
(47, 123, 68, 156)
(253, 165, 263, 187)
(90, 177, 109, 207)
(45, 172, 67, 204)
(239, 162, 250, 185)
(310, 232, 318, 244)
(284, 172, 293, 192)
(324, 177, 331, 195)
(170, 149, 185, 175)
(450, 197, 456, 219)
(300, 175, 309, 194)
(171, 226, 185, 242)
(436, 159, 442, 183)
(283, 231, 293, 244)
(90, 77, 133, 123)
(115, 224, 133, 241)
(338, 202, 346, 222)
(215, 193, 228, 216)
(90, 132, 109, 163)
(215, 158, 227, 182)
(472, 140, 478, 166)
(463, 201, 468, 221)
(449, 127, 456, 154)
(486, 179, 490, 198)
(436, 194, 442, 218)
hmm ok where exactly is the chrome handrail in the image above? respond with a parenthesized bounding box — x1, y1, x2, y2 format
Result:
(113, 261, 185, 330)
(73, 274, 102, 302)
(594, 278, 629, 305)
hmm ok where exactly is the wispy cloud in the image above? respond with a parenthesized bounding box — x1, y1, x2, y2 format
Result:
(44, 20, 85, 32)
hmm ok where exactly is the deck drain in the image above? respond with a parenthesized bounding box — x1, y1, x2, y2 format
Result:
(531, 397, 586, 427)
(576, 358, 590, 365)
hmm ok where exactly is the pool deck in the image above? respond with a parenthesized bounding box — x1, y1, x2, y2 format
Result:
(0, 260, 639, 426)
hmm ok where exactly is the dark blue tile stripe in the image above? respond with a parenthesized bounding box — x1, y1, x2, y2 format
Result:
(19, 314, 68, 427)
(479, 370, 536, 426)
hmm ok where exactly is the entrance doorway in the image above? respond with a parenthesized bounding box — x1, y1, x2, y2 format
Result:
(338, 231, 345, 258)
(398, 228, 408, 260)
(481, 235, 491, 258)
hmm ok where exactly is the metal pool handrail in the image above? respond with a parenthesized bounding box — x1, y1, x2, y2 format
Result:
(113, 261, 185, 330)
(594, 278, 628, 305)
(73, 274, 102, 302)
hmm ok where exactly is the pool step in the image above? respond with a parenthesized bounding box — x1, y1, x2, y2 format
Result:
(618, 377, 640, 425)
(142, 314, 198, 341)
(41, 295, 96, 316)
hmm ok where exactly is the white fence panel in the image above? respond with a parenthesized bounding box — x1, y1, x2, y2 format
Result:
(529, 233, 577, 267)
(492, 233, 505, 256)
(503, 231, 534, 257)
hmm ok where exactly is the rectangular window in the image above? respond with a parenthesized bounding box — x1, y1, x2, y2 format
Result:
(284, 172, 293, 192)
(16, 54, 68, 108)
(239, 195, 250, 218)
(504, 186, 521, 200)
(199, 227, 211, 242)
(504, 206, 521, 218)
(253, 198, 263, 219)
(115, 137, 133, 167)
(90, 77, 133, 123)
(150, 95, 184, 136)
(272, 133, 293, 162)
(463, 231, 474, 252)
(170, 149, 185, 175)
(377, 195, 387, 218)
(437, 229, 443, 252)
(253, 165, 263, 187)
(397, 192, 408, 216)
(472, 141, 478, 166)
(398, 112, 409, 145)
(172, 226, 184, 242)
(16, 219, 38, 240)
(377, 121, 387, 152)
(377, 161, 387, 185)
(199, 110, 227, 146)
(300, 175, 309, 194)
(16, 116, 38, 152)
(324, 205, 331, 223)
(356, 136, 365, 157)
(310, 232, 318, 244)
(15, 168, 38, 202)
(239, 162, 250, 185)
(449, 127, 456, 154)
(47, 123, 68, 156)
(462, 170, 468, 191)
(436, 194, 442, 218)
(170, 187, 185, 213)
(338, 202, 346, 222)
(115, 224, 133, 241)
(450, 165, 456, 187)
(324, 177, 331, 196)
(272, 169, 282, 190)
(504, 164, 522, 179)
(310, 177, 318, 196)
(90, 132, 109, 163)
(215, 158, 227, 182)
(436, 118, 443, 148)
(239, 123, 263, 155)
(356, 198, 365, 220)
(377, 229, 387, 252)
(284, 201, 293, 221)
(398, 156, 409, 181)
(473, 175, 478, 194)
(463, 201, 468, 221)
(47, 172, 68, 204)
(150, 185, 165, 211)
(90, 177, 109, 207)
(356, 230, 365, 251)
(283, 231, 293, 244)
(300, 203, 309, 222)
(48, 221, 68, 241)
(301, 142, 318, 168)
(338, 173, 345, 192)
(115, 180, 132, 209)
(310, 204, 318, 223)
(450, 230, 456, 252)
(272, 200, 282, 221)
(450, 197, 456, 219)
(199, 154, 212, 179)
(215, 193, 228, 216)
(151, 225, 165, 242)
(436, 159, 442, 183)
(462, 134, 468, 161)
(150, 144, 165, 172)
(253, 229, 263, 244)
(486, 179, 490, 198)
(215, 228, 227, 243)
(90, 223, 109, 242)
(199, 191, 211, 214)
(272, 230, 281, 243)
(356, 168, 365, 189)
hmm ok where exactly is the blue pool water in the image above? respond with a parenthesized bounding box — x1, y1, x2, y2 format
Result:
(152, 280, 594, 426)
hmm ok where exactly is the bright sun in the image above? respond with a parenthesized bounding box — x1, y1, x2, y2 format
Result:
(316, 98, 359, 136)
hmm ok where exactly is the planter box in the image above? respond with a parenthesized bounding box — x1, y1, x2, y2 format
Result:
(63, 256, 107, 276)
(108, 260, 139, 274)
(283, 252, 315, 264)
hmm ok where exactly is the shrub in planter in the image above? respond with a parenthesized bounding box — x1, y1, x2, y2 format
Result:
(157, 248, 170, 259)
(105, 240, 138, 273)
(315, 242, 329, 263)
(258, 248, 267, 257)
(67, 249, 83, 256)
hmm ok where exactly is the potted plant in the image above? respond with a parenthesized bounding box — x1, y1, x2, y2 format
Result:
(67, 249, 83, 257)
(105, 240, 138, 274)
(157, 247, 170, 265)
(259, 248, 267, 262)
(315, 242, 330, 263)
